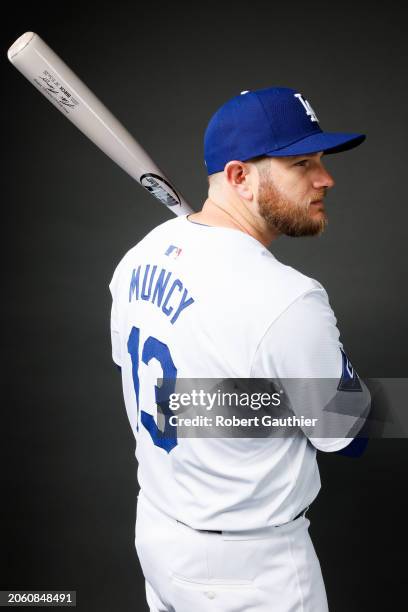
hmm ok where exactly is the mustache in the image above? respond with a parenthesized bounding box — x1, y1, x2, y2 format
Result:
(308, 189, 327, 204)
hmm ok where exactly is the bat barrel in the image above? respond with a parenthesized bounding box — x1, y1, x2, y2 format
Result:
(8, 32, 194, 216)
(8, 31, 36, 60)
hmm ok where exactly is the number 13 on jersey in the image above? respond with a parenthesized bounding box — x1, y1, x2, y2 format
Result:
(127, 326, 178, 453)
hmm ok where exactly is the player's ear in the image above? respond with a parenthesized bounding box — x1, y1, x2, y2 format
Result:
(224, 161, 254, 201)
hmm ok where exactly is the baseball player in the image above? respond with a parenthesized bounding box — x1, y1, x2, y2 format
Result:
(109, 87, 370, 611)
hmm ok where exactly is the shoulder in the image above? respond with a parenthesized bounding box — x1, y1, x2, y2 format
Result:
(253, 249, 328, 309)
(118, 216, 184, 264)
(251, 284, 341, 378)
(109, 217, 184, 292)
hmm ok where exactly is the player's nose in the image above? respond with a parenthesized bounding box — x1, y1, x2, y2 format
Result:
(313, 164, 335, 190)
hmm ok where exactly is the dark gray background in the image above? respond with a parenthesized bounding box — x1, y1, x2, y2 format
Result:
(1, 2, 406, 610)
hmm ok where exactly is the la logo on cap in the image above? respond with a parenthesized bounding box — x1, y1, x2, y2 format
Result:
(294, 93, 319, 123)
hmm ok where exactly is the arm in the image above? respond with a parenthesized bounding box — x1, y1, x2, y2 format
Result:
(251, 288, 371, 453)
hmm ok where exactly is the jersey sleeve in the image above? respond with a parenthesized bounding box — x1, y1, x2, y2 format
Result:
(251, 288, 371, 452)
(109, 266, 122, 367)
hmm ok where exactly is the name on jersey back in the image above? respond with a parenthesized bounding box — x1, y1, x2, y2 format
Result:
(129, 263, 195, 325)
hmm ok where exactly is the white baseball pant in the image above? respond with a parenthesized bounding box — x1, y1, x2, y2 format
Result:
(135, 491, 329, 612)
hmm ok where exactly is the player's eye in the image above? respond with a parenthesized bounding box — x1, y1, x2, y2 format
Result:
(294, 159, 309, 167)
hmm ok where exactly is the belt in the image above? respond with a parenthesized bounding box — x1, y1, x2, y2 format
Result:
(177, 507, 309, 535)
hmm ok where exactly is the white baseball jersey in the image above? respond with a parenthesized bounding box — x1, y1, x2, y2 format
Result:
(109, 215, 369, 531)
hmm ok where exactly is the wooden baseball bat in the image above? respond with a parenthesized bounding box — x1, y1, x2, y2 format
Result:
(8, 32, 193, 216)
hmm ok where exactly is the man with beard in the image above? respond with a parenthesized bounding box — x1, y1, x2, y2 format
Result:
(109, 87, 370, 611)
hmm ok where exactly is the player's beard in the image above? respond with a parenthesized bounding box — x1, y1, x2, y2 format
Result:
(257, 171, 328, 237)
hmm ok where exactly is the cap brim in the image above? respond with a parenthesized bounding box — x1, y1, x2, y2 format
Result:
(265, 132, 366, 157)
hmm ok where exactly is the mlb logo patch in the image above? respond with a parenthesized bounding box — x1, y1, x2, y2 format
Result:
(165, 245, 182, 259)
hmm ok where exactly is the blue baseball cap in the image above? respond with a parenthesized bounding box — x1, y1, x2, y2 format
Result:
(204, 87, 366, 175)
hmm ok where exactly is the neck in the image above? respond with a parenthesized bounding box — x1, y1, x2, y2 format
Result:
(189, 198, 279, 247)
